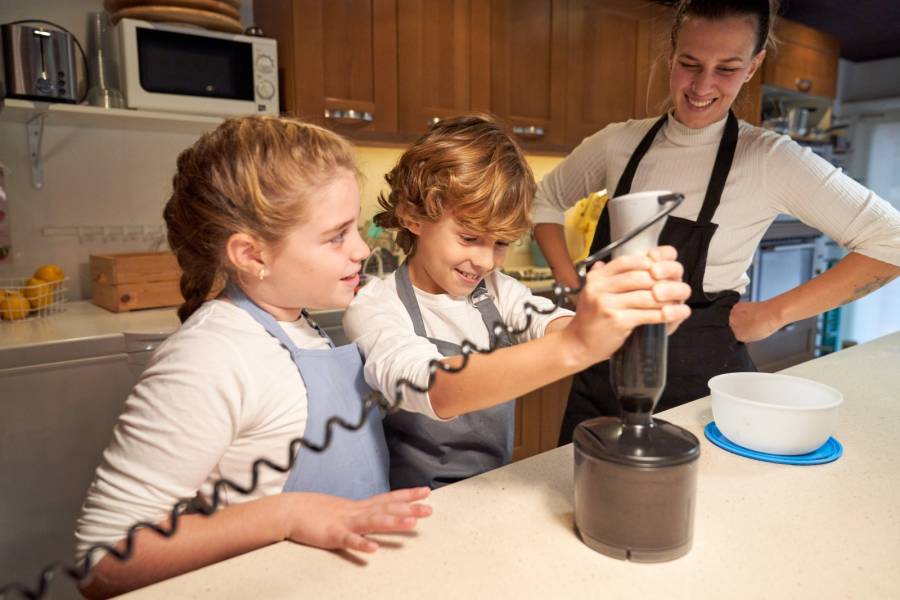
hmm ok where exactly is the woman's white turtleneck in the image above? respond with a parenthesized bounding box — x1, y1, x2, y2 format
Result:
(533, 113, 900, 294)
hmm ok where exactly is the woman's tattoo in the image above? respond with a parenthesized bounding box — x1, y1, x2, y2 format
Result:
(842, 274, 897, 305)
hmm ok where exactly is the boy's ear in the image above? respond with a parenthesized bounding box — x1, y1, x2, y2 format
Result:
(226, 232, 266, 277)
(403, 217, 423, 236)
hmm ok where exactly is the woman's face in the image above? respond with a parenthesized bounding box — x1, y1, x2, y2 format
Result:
(669, 15, 766, 129)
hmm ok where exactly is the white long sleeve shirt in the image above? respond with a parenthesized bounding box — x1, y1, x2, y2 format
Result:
(74, 300, 327, 564)
(342, 271, 572, 419)
(533, 114, 900, 294)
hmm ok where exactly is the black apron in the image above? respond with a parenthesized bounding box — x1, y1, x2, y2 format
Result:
(384, 263, 516, 489)
(558, 111, 757, 445)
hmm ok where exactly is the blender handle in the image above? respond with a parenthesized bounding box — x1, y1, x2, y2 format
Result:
(573, 193, 684, 283)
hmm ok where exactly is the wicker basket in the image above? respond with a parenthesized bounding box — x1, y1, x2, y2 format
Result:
(0, 276, 69, 320)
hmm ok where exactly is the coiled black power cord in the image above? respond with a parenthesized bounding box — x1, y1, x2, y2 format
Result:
(0, 193, 683, 599)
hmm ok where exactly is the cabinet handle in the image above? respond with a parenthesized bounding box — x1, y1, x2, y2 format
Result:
(795, 78, 812, 93)
(427, 116, 441, 127)
(324, 108, 374, 124)
(512, 125, 545, 140)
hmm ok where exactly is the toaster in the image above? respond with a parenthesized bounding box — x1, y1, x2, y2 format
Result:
(1, 23, 77, 103)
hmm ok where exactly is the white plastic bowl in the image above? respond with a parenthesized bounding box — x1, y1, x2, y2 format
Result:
(708, 372, 843, 455)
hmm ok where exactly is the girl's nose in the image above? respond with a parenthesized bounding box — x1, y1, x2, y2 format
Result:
(351, 229, 370, 263)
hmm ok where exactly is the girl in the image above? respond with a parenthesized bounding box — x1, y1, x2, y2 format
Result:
(75, 116, 431, 598)
(533, 0, 900, 442)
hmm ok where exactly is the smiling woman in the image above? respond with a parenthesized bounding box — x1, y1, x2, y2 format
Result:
(532, 0, 900, 444)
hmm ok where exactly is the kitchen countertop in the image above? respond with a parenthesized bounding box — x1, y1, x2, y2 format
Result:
(117, 331, 900, 599)
(0, 301, 181, 369)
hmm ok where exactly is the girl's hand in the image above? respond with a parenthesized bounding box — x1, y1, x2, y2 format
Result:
(729, 300, 783, 342)
(564, 246, 691, 362)
(280, 487, 432, 553)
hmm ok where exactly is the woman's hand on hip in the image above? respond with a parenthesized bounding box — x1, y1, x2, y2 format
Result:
(279, 487, 432, 553)
(563, 246, 691, 362)
(729, 300, 783, 342)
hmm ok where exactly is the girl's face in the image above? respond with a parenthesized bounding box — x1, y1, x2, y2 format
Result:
(669, 15, 765, 129)
(406, 211, 512, 297)
(261, 169, 370, 315)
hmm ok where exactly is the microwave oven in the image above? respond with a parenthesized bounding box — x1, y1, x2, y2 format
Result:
(116, 18, 278, 117)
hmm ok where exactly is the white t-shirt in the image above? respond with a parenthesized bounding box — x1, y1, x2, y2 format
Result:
(74, 299, 329, 564)
(533, 114, 900, 294)
(342, 270, 572, 419)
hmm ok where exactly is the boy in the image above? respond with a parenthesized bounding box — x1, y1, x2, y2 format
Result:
(343, 115, 690, 489)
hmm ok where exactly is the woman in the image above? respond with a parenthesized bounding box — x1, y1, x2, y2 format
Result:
(533, 0, 900, 443)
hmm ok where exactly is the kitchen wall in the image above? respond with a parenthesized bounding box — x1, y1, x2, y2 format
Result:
(834, 57, 900, 345)
(0, 1, 564, 300)
(837, 56, 900, 103)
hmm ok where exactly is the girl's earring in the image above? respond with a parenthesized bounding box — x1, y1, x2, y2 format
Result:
(258, 267, 267, 281)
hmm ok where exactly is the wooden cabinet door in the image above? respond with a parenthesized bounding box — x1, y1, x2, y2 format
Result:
(255, 0, 399, 136)
(565, 0, 659, 145)
(397, 0, 490, 136)
(763, 19, 840, 98)
(512, 391, 542, 462)
(490, 0, 568, 152)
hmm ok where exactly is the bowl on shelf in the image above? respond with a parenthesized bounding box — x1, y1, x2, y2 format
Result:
(708, 372, 843, 455)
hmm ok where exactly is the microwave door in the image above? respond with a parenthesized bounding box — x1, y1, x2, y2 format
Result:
(136, 27, 254, 101)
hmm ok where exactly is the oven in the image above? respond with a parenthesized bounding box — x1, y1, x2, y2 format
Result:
(744, 221, 828, 372)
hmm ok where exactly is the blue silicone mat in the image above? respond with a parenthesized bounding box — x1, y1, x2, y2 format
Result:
(704, 422, 843, 465)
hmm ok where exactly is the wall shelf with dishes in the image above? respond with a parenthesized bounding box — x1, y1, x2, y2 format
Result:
(0, 98, 224, 189)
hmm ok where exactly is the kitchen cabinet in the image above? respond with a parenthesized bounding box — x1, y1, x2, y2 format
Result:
(1, 354, 134, 600)
(396, 0, 491, 135)
(512, 376, 572, 461)
(254, 0, 400, 139)
(763, 19, 840, 98)
(488, 0, 568, 152)
(565, 0, 670, 144)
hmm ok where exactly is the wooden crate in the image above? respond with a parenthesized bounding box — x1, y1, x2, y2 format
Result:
(90, 252, 183, 312)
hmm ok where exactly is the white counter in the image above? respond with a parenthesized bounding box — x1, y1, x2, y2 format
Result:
(0, 301, 180, 369)
(116, 331, 900, 599)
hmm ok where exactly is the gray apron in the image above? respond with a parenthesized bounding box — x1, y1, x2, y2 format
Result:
(384, 263, 516, 489)
(226, 284, 390, 499)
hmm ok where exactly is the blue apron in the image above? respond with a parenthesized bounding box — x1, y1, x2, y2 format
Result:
(226, 284, 390, 499)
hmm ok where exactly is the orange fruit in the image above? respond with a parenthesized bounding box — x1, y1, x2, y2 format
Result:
(22, 277, 53, 310)
(0, 294, 31, 320)
(33, 264, 65, 289)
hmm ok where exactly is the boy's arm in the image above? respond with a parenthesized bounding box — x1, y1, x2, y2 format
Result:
(345, 255, 690, 420)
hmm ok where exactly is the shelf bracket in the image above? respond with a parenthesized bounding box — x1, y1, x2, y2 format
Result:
(27, 112, 47, 189)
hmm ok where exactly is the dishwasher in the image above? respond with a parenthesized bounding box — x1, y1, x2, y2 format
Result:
(0, 331, 169, 599)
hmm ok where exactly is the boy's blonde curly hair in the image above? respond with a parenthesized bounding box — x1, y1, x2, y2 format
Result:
(374, 115, 535, 254)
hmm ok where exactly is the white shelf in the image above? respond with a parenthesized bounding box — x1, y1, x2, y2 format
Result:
(0, 98, 223, 134)
(0, 99, 226, 188)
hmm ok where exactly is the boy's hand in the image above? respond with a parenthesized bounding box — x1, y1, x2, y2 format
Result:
(280, 487, 432, 553)
(563, 246, 691, 364)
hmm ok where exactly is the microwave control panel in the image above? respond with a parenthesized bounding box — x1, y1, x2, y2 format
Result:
(252, 40, 279, 114)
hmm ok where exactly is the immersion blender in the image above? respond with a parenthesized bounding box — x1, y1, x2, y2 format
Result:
(573, 190, 701, 562)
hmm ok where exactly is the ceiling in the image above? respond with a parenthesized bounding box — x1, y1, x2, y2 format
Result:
(653, 0, 900, 62)
(781, 0, 900, 62)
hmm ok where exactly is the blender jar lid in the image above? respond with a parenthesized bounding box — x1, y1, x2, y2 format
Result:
(573, 417, 700, 467)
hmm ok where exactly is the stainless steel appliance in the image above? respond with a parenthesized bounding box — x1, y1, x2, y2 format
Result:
(116, 18, 279, 117)
(0, 23, 77, 103)
(745, 220, 828, 371)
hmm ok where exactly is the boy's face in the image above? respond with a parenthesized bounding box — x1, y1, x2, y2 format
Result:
(406, 211, 512, 297)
